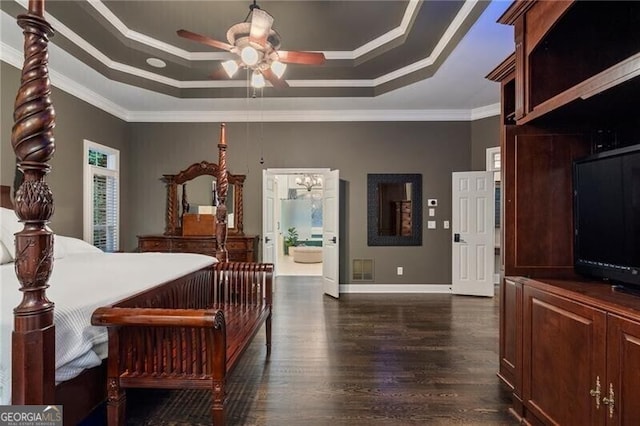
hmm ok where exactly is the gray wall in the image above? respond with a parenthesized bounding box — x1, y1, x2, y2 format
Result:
(127, 121, 472, 285)
(1, 63, 130, 239)
(2, 60, 500, 286)
(471, 115, 500, 171)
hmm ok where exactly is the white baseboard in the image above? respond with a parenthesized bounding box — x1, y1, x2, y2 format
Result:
(340, 284, 452, 293)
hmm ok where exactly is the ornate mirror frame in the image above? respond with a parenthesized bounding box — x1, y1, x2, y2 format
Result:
(163, 161, 245, 236)
(367, 173, 422, 246)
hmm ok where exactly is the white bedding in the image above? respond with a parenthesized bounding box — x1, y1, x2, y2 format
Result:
(0, 250, 216, 405)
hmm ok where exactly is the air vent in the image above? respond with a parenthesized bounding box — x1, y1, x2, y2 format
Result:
(352, 259, 374, 281)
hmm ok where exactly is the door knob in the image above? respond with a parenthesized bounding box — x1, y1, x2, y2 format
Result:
(454, 233, 460, 242)
(331, 236, 337, 243)
(265, 236, 271, 243)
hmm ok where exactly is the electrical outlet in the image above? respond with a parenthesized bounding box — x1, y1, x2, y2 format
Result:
(397, 266, 403, 275)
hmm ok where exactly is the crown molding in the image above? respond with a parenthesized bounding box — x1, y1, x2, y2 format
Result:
(2, 42, 499, 123)
(0, 41, 129, 120)
(126, 109, 484, 123)
(470, 103, 501, 120)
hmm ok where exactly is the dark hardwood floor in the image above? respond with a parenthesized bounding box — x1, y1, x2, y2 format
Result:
(108, 276, 516, 425)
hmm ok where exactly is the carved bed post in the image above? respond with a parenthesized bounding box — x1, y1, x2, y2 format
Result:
(11, 0, 57, 404)
(216, 123, 229, 262)
(164, 175, 177, 235)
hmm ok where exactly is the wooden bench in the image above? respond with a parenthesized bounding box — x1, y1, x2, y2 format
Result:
(91, 261, 273, 425)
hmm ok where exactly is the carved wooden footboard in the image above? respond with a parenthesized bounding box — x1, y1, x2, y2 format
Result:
(91, 262, 273, 425)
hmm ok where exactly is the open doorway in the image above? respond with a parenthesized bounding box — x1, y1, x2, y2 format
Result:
(265, 169, 329, 277)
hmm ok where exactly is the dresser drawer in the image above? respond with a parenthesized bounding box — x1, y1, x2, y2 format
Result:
(172, 240, 216, 253)
(139, 238, 170, 252)
(226, 240, 247, 250)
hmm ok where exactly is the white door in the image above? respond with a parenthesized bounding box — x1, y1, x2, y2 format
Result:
(452, 171, 495, 297)
(262, 170, 276, 267)
(322, 170, 340, 298)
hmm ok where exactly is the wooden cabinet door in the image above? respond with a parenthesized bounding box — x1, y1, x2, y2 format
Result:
(499, 278, 522, 393)
(523, 285, 607, 425)
(503, 127, 588, 278)
(606, 315, 640, 425)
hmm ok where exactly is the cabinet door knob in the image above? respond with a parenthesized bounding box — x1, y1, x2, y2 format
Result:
(589, 376, 601, 409)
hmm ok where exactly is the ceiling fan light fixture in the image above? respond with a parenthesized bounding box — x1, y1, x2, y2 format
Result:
(271, 60, 287, 79)
(241, 46, 260, 66)
(251, 70, 266, 88)
(222, 60, 239, 77)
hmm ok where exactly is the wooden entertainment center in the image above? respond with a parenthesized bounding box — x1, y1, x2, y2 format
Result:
(488, 1, 640, 424)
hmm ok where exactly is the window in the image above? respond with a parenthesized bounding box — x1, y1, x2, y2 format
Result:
(83, 140, 119, 252)
(486, 147, 502, 228)
(486, 146, 501, 181)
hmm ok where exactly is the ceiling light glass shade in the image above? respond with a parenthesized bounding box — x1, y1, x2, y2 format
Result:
(270, 60, 287, 78)
(241, 46, 259, 66)
(295, 174, 322, 191)
(251, 70, 266, 88)
(221, 60, 239, 77)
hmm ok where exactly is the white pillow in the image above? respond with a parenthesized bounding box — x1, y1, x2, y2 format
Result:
(0, 241, 12, 264)
(0, 207, 22, 258)
(55, 235, 103, 254)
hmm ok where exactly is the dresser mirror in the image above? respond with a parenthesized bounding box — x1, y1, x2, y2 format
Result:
(178, 175, 236, 228)
(367, 173, 422, 246)
(164, 161, 245, 236)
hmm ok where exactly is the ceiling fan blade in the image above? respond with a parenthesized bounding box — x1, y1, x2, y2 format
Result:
(177, 29, 234, 52)
(249, 8, 274, 47)
(277, 50, 326, 65)
(262, 68, 289, 89)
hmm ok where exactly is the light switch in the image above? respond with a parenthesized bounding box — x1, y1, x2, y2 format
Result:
(427, 220, 436, 229)
(444, 220, 450, 229)
(428, 208, 435, 217)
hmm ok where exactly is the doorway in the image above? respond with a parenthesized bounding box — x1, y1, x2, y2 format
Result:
(264, 168, 329, 277)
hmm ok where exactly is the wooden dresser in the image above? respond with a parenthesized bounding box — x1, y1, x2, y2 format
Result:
(140, 159, 259, 262)
(138, 234, 258, 262)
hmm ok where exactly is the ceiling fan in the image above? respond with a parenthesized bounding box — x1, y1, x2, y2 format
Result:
(177, 0, 326, 89)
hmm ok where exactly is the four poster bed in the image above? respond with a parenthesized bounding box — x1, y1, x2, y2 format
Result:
(3, 1, 272, 425)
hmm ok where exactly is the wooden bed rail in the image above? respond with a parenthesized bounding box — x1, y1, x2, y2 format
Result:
(91, 307, 224, 328)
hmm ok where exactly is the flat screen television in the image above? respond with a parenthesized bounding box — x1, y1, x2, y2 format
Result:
(573, 144, 640, 290)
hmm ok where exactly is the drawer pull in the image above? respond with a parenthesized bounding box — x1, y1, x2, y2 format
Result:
(601, 383, 614, 418)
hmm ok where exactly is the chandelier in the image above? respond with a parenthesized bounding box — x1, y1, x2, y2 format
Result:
(295, 174, 322, 191)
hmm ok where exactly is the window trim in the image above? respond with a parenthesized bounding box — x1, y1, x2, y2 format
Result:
(83, 139, 120, 250)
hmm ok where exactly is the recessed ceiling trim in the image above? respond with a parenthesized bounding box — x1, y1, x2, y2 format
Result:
(11, 0, 478, 92)
(85, 0, 229, 61)
(374, 0, 479, 86)
(325, 0, 421, 60)
(84, 0, 421, 62)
